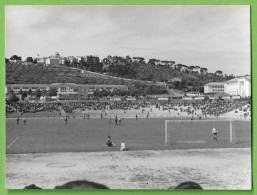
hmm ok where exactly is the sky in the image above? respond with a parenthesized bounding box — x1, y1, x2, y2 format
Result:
(5, 6, 250, 76)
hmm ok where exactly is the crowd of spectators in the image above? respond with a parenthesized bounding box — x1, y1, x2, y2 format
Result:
(31, 101, 151, 113)
(6, 98, 251, 118)
(155, 98, 250, 117)
(6, 102, 60, 113)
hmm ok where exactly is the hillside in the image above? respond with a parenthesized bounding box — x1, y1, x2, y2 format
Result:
(104, 62, 233, 92)
(6, 63, 123, 85)
(6, 61, 234, 94)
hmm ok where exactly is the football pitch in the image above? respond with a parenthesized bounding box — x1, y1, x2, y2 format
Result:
(6, 118, 251, 154)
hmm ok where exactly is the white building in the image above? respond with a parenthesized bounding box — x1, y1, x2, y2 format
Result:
(192, 66, 201, 74)
(6, 84, 49, 94)
(45, 52, 64, 65)
(200, 68, 208, 74)
(204, 82, 225, 93)
(204, 75, 251, 97)
(225, 76, 251, 97)
(6, 83, 129, 101)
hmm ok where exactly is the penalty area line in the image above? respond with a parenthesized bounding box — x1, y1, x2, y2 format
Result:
(7, 136, 19, 148)
(176, 141, 206, 144)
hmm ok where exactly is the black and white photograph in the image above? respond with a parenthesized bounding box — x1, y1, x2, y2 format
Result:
(5, 5, 251, 190)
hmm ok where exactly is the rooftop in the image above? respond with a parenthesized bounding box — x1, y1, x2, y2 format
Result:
(226, 75, 251, 83)
(204, 82, 225, 86)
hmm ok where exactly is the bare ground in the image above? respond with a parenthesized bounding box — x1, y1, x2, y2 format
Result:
(6, 148, 251, 190)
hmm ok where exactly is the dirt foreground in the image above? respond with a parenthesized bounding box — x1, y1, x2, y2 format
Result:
(6, 148, 251, 190)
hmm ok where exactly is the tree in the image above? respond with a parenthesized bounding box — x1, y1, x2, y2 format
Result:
(10, 55, 22, 61)
(21, 91, 27, 100)
(35, 89, 41, 98)
(71, 60, 77, 67)
(144, 86, 151, 95)
(27, 89, 33, 96)
(41, 89, 48, 97)
(64, 60, 70, 66)
(177, 79, 188, 90)
(200, 68, 208, 74)
(26, 57, 33, 63)
(125, 55, 132, 64)
(48, 87, 57, 97)
(10, 55, 19, 60)
(18, 89, 23, 95)
(5, 58, 10, 64)
(199, 86, 204, 93)
(215, 70, 223, 75)
(80, 60, 86, 69)
(8, 92, 19, 103)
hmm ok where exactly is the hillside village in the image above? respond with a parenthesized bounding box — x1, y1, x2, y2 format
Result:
(6, 52, 236, 89)
(5, 52, 251, 103)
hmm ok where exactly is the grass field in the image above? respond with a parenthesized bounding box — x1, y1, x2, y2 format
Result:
(6, 118, 251, 154)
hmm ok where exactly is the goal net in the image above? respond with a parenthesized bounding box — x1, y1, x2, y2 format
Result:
(230, 120, 251, 144)
(165, 120, 251, 145)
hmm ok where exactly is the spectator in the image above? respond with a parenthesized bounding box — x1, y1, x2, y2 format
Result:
(55, 180, 109, 189)
(24, 184, 42, 189)
(168, 181, 203, 189)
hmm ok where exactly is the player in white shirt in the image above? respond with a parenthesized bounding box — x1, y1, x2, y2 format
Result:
(120, 140, 126, 151)
(212, 126, 219, 141)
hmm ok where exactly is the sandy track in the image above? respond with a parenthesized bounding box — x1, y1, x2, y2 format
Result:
(6, 148, 251, 190)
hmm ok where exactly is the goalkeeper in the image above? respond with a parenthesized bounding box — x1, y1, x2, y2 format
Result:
(212, 126, 219, 141)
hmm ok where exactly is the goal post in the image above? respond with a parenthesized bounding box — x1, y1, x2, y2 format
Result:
(230, 120, 232, 143)
(165, 120, 168, 144)
(164, 119, 234, 144)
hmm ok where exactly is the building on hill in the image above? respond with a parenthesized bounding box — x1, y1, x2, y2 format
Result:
(208, 73, 214, 77)
(86, 55, 100, 64)
(112, 56, 125, 64)
(175, 64, 188, 72)
(215, 70, 223, 76)
(167, 77, 182, 83)
(103, 55, 125, 65)
(200, 68, 208, 74)
(224, 76, 251, 97)
(56, 83, 128, 100)
(148, 59, 175, 67)
(192, 66, 201, 74)
(204, 82, 225, 94)
(159, 61, 170, 66)
(75, 56, 86, 62)
(6, 83, 128, 101)
(168, 61, 176, 69)
(204, 75, 251, 97)
(155, 82, 167, 87)
(45, 52, 65, 65)
(132, 57, 145, 63)
(148, 59, 159, 65)
(66, 56, 78, 65)
(6, 84, 49, 94)
(34, 57, 46, 64)
(83, 55, 102, 72)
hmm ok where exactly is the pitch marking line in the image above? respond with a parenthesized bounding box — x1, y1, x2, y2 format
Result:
(176, 141, 206, 144)
(7, 136, 19, 148)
